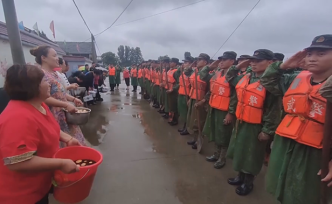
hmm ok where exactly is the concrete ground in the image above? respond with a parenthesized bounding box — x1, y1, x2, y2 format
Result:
(51, 83, 277, 204)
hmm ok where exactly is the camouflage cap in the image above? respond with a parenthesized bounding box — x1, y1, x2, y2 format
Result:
(182, 56, 194, 63)
(218, 51, 237, 60)
(248, 49, 274, 60)
(197, 53, 210, 62)
(306, 34, 332, 50)
(273, 53, 285, 61)
(237, 55, 251, 60)
(170, 58, 180, 64)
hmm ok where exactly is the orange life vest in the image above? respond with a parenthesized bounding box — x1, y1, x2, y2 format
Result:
(189, 70, 207, 100)
(178, 72, 191, 96)
(138, 69, 142, 78)
(155, 71, 160, 85)
(108, 66, 115, 76)
(162, 69, 167, 88)
(131, 68, 137, 77)
(235, 73, 266, 124)
(209, 71, 231, 111)
(152, 70, 156, 83)
(276, 71, 326, 149)
(145, 68, 150, 80)
(167, 69, 177, 91)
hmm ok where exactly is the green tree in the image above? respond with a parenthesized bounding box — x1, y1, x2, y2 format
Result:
(101, 52, 119, 66)
(117, 45, 144, 67)
(158, 55, 169, 61)
(129, 47, 144, 65)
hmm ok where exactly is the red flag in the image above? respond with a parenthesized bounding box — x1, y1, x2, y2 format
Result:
(49, 20, 55, 39)
(76, 44, 80, 53)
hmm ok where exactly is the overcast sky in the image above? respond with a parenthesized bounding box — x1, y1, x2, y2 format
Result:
(0, 0, 331, 60)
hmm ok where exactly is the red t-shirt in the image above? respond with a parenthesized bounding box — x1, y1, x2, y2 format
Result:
(123, 70, 130, 78)
(0, 101, 60, 203)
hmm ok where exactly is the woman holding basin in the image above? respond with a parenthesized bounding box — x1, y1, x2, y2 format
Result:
(0, 64, 81, 204)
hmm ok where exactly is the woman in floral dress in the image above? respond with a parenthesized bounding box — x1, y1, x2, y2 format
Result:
(30, 46, 86, 146)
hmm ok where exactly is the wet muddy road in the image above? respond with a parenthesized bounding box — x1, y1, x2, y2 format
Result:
(51, 84, 275, 204)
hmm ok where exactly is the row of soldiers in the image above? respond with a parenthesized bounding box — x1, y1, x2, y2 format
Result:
(125, 34, 332, 204)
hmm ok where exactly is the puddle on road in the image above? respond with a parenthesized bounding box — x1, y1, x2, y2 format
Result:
(109, 105, 124, 112)
(81, 115, 109, 146)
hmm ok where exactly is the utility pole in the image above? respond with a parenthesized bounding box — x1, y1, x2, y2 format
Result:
(91, 34, 97, 63)
(2, 0, 25, 64)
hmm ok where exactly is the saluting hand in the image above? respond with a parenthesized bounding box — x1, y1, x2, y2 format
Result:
(280, 50, 307, 70)
(236, 59, 251, 70)
(209, 60, 221, 70)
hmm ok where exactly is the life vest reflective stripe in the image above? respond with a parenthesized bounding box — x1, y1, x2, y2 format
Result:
(167, 69, 177, 90)
(178, 73, 191, 96)
(189, 71, 207, 100)
(209, 71, 231, 111)
(108, 67, 115, 76)
(131, 69, 137, 77)
(276, 71, 326, 149)
(235, 73, 266, 124)
(138, 69, 142, 78)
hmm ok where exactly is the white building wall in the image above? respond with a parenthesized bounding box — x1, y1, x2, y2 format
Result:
(0, 40, 62, 87)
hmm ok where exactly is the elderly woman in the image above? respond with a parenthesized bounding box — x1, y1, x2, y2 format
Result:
(0, 64, 80, 204)
(30, 46, 86, 146)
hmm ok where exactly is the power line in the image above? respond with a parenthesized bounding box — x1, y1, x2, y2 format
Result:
(110, 0, 207, 29)
(79, 0, 208, 45)
(211, 0, 261, 58)
(72, 0, 101, 55)
(92, 0, 207, 39)
(94, 0, 134, 37)
(72, 0, 93, 35)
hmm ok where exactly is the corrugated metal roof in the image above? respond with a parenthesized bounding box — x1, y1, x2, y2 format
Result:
(56, 41, 93, 55)
(0, 21, 66, 55)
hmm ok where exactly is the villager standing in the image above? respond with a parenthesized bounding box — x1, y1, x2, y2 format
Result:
(108, 65, 116, 91)
(131, 64, 138, 92)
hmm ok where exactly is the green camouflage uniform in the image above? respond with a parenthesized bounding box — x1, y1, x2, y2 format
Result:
(226, 65, 280, 176)
(260, 62, 332, 204)
(178, 68, 193, 122)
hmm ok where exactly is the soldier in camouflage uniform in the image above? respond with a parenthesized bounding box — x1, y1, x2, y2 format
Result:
(226, 49, 280, 196)
(203, 51, 238, 169)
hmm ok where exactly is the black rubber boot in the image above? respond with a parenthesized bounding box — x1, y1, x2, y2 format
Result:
(236, 174, 254, 196)
(228, 172, 245, 186)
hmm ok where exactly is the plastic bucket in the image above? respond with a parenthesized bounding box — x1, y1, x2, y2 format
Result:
(53, 146, 103, 203)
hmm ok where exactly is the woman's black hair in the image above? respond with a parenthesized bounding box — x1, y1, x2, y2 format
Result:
(59, 57, 64, 65)
(30, 46, 51, 65)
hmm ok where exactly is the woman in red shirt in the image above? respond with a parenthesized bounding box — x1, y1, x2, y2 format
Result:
(123, 68, 130, 90)
(0, 65, 81, 204)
